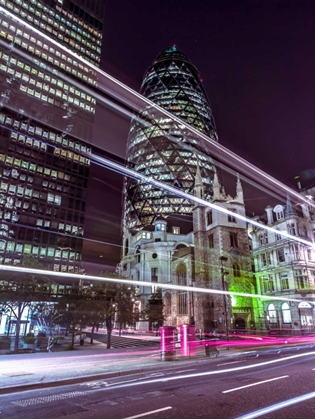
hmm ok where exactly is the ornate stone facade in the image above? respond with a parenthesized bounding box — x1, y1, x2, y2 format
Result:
(120, 171, 257, 333)
(250, 194, 315, 333)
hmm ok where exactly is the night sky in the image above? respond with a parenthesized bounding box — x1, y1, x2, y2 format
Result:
(82, 0, 315, 273)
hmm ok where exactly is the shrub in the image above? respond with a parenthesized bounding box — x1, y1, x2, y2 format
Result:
(64, 344, 75, 350)
(54, 336, 65, 343)
(22, 332, 36, 344)
(0, 336, 10, 349)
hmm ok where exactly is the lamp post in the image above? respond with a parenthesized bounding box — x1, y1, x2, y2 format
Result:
(190, 281, 195, 325)
(219, 256, 229, 346)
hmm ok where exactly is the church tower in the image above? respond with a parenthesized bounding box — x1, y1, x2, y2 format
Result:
(193, 172, 256, 333)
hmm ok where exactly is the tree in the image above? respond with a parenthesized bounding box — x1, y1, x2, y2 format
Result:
(0, 255, 53, 352)
(97, 272, 135, 348)
(56, 285, 91, 350)
(53, 273, 136, 349)
(143, 289, 164, 332)
(87, 278, 117, 349)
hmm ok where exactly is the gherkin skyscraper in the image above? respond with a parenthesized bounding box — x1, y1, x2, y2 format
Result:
(124, 46, 218, 230)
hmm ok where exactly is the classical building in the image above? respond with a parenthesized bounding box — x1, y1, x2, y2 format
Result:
(0, 0, 104, 275)
(121, 169, 257, 333)
(250, 195, 315, 333)
(123, 45, 218, 231)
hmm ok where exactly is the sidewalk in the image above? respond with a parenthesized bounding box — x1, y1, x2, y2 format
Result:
(0, 337, 238, 395)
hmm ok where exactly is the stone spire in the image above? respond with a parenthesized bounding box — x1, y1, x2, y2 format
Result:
(236, 173, 244, 203)
(194, 163, 204, 199)
(285, 195, 297, 217)
(212, 170, 221, 201)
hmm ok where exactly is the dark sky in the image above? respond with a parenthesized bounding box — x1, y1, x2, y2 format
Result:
(82, 0, 315, 273)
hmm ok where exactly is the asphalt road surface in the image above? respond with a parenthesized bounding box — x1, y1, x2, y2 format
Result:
(1, 345, 315, 419)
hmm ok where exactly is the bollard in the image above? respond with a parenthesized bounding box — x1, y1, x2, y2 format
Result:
(160, 326, 176, 361)
(205, 343, 210, 357)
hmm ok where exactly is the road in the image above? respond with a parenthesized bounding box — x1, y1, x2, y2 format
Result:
(1, 344, 315, 418)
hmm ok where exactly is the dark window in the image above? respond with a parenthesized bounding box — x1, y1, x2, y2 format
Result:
(176, 263, 187, 315)
(208, 234, 214, 248)
(124, 239, 129, 257)
(165, 292, 171, 316)
(228, 209, 236, 223)
(135, 248, 140, 263)
(207, 210, 213, 225)
(151, 267, 158, 283)
(230, 232, 238, 247)
(233, 263, 241, 277)
(277, 248, 285, 263)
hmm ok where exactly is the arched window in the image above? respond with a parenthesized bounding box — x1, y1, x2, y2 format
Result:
(268, 303, 277, 324)
(164, 292, 171, 316)
(281, 302, 291, 323)
(233, 263, 241, 277)
(176, 263, 187, 315)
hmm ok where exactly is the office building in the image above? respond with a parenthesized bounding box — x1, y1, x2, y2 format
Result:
(0, 0, 104, 276)
(123, 45, 218, 231)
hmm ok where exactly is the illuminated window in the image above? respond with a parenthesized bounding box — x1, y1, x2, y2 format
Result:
(155, 223, 166, 232)
(267, 303, 277, 323)
(294, 269, 308, 289)
(282, 303, 291, 323)
(280, 272, 289, 290)
(7, 242, 15, 252)
(24, 244, 32, 254)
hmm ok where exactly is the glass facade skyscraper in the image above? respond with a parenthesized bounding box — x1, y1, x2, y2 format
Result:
(0, 0, 104, 276)
(124, 46, 218, 230)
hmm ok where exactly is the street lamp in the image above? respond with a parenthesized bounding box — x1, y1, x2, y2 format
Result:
(190, 281, 195, 325)
(219, 256, 229, 346)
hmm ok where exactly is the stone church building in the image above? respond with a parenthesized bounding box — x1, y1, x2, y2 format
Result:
(120, 170, 257, 334)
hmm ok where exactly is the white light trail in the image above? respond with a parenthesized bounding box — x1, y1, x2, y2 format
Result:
(0, 6, 313, 212)
(0, 265, 311, 305)
(237, 390, 315, 419)
(79, 351, 315, 393)
(222, 375, 289, 393)
(90, 152, 315, 249)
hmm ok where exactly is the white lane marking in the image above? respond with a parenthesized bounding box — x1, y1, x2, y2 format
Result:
(176, 369, 196, 373)
(217, 361, 241, 366)
(126, 406, 172, 419)
(149, 373, 165, 376)
(223, 375, 289, 394)
(106, 379, 139, 387)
